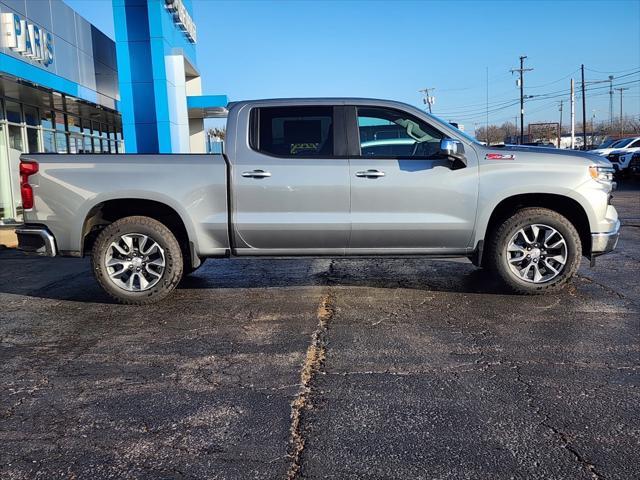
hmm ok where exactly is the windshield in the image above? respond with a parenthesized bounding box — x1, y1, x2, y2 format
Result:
(429, 114, 480, 144)
(598, 138, 618, 148)
(612, 138, 634, 148)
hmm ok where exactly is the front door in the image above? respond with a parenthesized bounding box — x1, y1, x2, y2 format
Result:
(347, 105, 478, 253)
(232, 105, 350, 254)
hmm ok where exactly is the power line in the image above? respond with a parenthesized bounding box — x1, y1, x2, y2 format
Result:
(585, 66, 640, 74)
(437, 77, 640, 119)
(432, 74, 640, 125)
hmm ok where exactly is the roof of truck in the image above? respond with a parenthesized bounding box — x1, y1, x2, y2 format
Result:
(227, 97, 417, 109)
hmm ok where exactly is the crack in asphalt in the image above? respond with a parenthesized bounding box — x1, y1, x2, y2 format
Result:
(514, 365, 604, 480)
(576, 273, 627, 300)
(286, 261, 336, 480)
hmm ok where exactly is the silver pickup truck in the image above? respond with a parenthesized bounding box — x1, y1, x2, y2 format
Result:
(16, 98, 619, 304)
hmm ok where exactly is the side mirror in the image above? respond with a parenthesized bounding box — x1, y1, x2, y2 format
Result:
(439, 138, 467, 167)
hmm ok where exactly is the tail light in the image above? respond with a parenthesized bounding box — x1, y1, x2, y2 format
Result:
(20, 160, 39, 210)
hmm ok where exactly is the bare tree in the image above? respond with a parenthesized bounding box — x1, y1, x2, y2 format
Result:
(208, 127, 226, 141)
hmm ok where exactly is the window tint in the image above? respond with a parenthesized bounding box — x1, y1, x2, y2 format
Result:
(255, 106, 334, 157)
(357, 107, 444, 158)
(612, 138, 633, 148)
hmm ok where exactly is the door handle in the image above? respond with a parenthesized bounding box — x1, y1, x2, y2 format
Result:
(242, 169, 272, 178)
(355, 169, 385, 178)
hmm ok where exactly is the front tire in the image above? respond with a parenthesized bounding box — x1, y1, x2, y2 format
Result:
(91, 216, 183, 304)
(487, 208, 582, 294)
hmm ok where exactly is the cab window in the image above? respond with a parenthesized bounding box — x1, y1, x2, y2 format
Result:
(252, 106, 334, 157)
(357, 107, 444, 158)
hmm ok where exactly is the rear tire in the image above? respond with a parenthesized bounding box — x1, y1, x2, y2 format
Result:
(486, 208, 582, 294)
(91, 216, 183, 304)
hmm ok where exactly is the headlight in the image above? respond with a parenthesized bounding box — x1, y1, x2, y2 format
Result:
(589, 165, 614, 184)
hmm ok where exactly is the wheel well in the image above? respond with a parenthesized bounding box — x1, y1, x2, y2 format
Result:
(483, 194, 591, 261)
(82, 199, 191, 260)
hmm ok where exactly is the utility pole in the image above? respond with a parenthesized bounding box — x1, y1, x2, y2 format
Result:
(570, 79, 575, 149)
(419, 88, 435, 114)
(511, 56, 533, 144)
(558, 100, 563, 148)
(587, 75, 616, 130)
(615, 87, 629, 136)
(581, 64, 587, 149)
(608, 75, 614, 127)
(486, 67, 489, 144)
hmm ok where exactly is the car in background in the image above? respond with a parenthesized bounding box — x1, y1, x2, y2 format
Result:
(595, 137, 620, 149)
(523, 142, 557, 148)
(591, 136, 640, 157)
(619, 150, 640, 177)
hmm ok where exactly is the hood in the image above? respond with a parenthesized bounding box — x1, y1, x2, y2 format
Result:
(591, 148, 611, 155)
(480, 144, 611, 167)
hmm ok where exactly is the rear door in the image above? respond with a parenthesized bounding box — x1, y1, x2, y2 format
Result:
(346, 105, 478, 253)
(231, 105, 351, 254)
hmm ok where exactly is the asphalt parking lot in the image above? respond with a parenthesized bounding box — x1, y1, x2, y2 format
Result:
(1, 184, 639, 480)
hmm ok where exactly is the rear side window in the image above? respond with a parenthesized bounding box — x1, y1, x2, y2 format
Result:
(252, 106, 334, 157)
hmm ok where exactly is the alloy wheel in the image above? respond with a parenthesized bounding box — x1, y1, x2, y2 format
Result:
(506, 224, 567, 283)
(104, 233, 166, 292)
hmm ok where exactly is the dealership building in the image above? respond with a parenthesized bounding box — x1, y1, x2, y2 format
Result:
(0, 0, 227, 225)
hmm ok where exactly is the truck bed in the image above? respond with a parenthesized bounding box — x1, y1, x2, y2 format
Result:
(20, 154, 230, 257)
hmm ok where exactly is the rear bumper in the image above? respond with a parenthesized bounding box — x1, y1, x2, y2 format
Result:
(15, 227, 57, 257)
(591, 219, 620, 256)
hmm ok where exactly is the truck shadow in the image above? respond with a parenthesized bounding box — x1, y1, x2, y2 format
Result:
(178, 257, 511, 296)
(0, 252, 516, 304)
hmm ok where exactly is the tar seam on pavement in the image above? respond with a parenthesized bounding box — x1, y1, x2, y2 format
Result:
(286, 288, 336, 480)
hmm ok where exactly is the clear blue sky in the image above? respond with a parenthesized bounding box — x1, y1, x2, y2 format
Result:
(66, 0, 640, 131)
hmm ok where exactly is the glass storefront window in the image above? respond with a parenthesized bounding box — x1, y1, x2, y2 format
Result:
(0, 124, 15, 222)
(24, 106, 39, 127)
(54, 111, 66, 131)
(83, 135, 93, 153)
(56, 133, 68, 153)
(5, 101, 22, 124)
(42, 130, 56, 153)
(4, 124, 23, 221)
(26, 128, 39, 153)
(68, 115, 81, 133)
(8, 125, 22, 150)
(81, 118, 92, 135)
(41, 110, 54, 129)
(69, 134, 83, 154)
